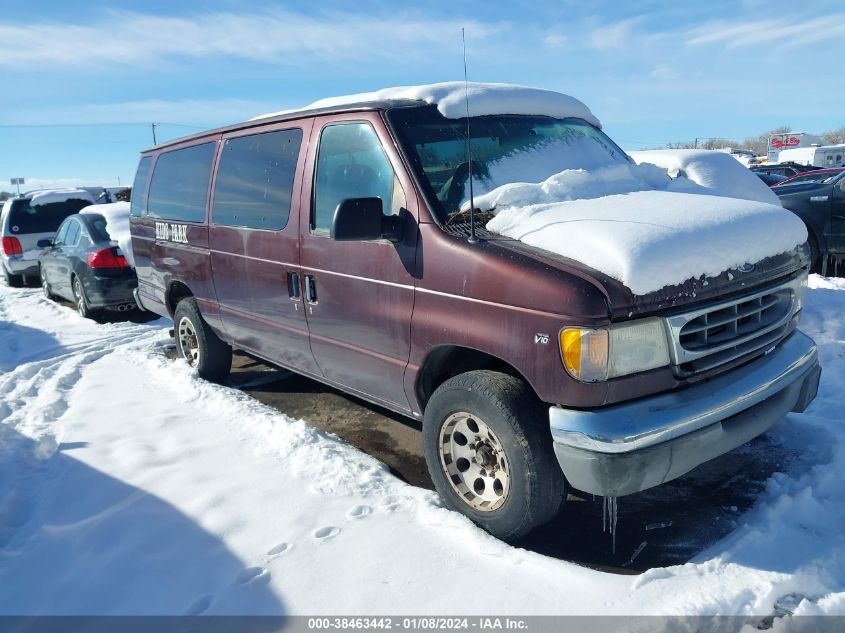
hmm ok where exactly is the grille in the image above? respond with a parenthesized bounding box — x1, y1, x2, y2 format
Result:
(665, 276, 802, 377)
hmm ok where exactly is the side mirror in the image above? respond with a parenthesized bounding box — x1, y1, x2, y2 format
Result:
(37, 238, 53, 248)
(330, 197, 403, 243)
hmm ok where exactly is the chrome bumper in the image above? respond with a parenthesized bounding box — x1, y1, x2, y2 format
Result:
(549, 331, 821, 496)
(132, 287, 146, 311)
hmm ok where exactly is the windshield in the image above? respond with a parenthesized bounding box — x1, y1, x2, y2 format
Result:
(7, 198, 91, 234)
(388, 106, 629, 223)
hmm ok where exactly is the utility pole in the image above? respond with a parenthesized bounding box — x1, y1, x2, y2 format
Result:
(151, 122, 158, 145)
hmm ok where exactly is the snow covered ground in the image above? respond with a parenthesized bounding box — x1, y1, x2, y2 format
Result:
(1, 277, 845, 618)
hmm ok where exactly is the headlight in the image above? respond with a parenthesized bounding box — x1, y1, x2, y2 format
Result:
(559, 318, 671, 382)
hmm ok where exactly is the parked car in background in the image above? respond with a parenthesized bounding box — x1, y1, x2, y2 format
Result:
(751, 163, 823, 179)
(128, 82, 819, 542)
(38, 211, 138, 318)
(1, 189, 95, 287)
(756, 172, 788, 186)
(774, 170, 845, 272)
(777, 168, 845, 187)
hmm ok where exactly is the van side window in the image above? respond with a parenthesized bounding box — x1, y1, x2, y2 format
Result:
(147, 142, 216, 223)
(130, 156, 152, 217)
(313, 122, 402, 233)
(212, 128, 303, 230)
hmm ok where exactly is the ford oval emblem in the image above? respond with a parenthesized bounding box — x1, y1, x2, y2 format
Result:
(738, 263, 755, 273)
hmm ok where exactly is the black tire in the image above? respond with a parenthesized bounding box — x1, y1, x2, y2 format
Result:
(39, 266, 54, 300)
(423, 370, 566, 542)
(173, 297, 232, 382)
(3, 264, 23, 288)
(72, 275, 95, 319)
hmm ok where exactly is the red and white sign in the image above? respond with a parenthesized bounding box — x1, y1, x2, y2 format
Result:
(771, 136, 801, 149)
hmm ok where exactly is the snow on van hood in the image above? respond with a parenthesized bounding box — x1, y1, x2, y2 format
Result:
(252, 82, 601, 127)
(28, 188, 95, 207)
(629, 149, 782, 206)
(80, 202, 134, 268)
(482, 164, 807, 295)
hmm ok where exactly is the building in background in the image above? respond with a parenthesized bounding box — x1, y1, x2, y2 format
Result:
(768, 132, 825, 163)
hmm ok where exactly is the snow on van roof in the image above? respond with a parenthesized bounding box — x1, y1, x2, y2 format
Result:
(27, 188, 96, 207)
(252, 82, 601, 127)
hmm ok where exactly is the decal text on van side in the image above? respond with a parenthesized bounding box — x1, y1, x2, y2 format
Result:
(155, 222, 189, 244)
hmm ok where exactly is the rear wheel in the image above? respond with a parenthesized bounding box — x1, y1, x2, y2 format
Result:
(72, 276, 94, 319)
(174, 297, 232, 382)
(40, 267, 54, 300)
(3, 264, 23, 288)
(423, 370, 566, 542)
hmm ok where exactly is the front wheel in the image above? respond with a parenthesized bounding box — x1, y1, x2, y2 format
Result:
(423, 370, 566, 542)
(173, 297, 232, 382)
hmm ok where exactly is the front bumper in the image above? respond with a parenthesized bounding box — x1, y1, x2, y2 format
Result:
(549, 330, 821, 497)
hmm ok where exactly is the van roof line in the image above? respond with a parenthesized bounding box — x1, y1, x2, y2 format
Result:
(143, 98, 422, 153)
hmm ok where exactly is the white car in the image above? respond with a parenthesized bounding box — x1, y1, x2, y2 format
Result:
(1, 189, 95, 287)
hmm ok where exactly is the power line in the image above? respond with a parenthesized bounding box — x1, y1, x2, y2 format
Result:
(0, 122, 207, 129)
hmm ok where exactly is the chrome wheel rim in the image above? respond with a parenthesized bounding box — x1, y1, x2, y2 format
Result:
(41, 273, 50, 298)
(73, 279, 85, 314)
(439, 412, 510, 512)
(177, 316, 200, 367)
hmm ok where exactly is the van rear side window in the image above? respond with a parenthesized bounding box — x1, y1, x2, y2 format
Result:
(212, 128, 303, 230)
(147, 142, 216, 223)
(130, 156, 152, 217)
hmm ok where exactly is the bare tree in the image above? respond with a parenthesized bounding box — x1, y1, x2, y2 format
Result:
(822, 127, 845, 145)
(741, 126, 792, 156)
(657, 124, 845, 155)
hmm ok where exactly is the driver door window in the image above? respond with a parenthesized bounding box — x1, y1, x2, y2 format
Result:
(312, 122, 403, 233)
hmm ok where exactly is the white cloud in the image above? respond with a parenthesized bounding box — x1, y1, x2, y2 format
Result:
(649, 63, 680, 80)
(687, 15, 845, 49)
(588, 18, 640, 50)
(3, 177, 117, 191)
(0, 10, 505, 69)
(543, 33, 567, 48)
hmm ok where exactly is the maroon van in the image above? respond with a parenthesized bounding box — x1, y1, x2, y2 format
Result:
(129, 86, 820, 541)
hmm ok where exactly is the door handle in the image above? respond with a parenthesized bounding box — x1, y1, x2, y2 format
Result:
(304, 275, 317, 304)
(287, 271, 301, 299)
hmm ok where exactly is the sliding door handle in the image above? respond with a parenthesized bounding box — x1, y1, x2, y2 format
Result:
(304, 275, 318, 304)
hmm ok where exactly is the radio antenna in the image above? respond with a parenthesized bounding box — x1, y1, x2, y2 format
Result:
(462, 28, 478, 244)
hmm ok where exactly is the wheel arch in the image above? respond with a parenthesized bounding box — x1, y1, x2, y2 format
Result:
(166, 280, 194, 316)
(415, 344, 538, 412)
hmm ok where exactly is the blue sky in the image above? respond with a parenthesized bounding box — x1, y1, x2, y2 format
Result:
(2, 0, 844, 191)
